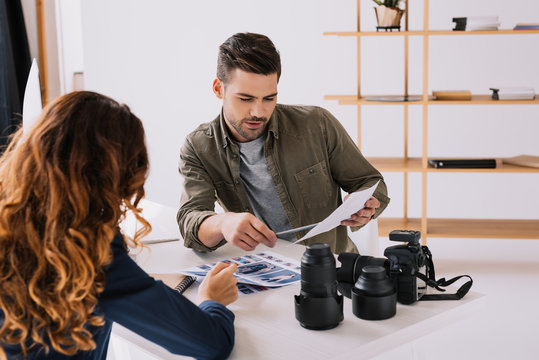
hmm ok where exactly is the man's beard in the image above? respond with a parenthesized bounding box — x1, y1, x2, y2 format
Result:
(230, 116, 268, 141)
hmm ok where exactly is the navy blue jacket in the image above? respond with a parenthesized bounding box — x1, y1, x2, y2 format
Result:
(2, 234, 235, 359)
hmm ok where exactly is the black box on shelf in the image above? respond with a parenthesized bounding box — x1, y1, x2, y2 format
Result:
(428, 159, 497, 169)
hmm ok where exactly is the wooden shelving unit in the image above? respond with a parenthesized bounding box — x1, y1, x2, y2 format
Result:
(326, 0, 539, 242)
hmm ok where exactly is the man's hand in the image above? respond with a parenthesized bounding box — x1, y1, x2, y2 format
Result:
(198, 212, 278, 250)
(197, 262, 239, 306)
(220, 212, 277, 251)
(340, 196, 380, 227)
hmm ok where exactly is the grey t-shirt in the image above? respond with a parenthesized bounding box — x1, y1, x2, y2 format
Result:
(238, 135, 295, 241)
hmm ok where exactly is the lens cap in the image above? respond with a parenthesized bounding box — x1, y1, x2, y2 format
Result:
(352, 265, 397, 320)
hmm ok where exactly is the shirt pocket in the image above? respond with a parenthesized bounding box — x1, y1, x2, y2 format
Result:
(214, 181, 242, 212)
(294, 161, 332, 209)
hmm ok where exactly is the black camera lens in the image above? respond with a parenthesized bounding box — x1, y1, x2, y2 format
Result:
(295, 243, 343, 330)
(336, 252, 359, 284)
(352, 265, 397, 320)
(336, 253, 389, 299)
(300, 243, 338, 298)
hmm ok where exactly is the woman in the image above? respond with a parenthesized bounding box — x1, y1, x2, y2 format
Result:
(0, 91, 238, 359)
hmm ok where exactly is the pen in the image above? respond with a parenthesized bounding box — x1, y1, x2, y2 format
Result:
(275, 223, 318, 237)
(142, 238, 180, 245)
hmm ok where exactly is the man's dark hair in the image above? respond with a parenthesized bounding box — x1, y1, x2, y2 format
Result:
(217, 32, 281, 84)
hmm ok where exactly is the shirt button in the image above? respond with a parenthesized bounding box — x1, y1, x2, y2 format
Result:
(309, 169, 315, 174)
(245, 207, 250, 212)
(233, 154, 238, 159)
(235, 179, 239, 185)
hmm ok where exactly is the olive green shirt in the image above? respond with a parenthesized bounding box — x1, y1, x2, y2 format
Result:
(178, 104, 390, 253)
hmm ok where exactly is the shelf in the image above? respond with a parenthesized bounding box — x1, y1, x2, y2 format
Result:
(367, 157, 423, 172)
(379, 218, 422, 236)
(366, 157, 539, 173)
(324, 95, 539, 105)
(429, 95, 539, 105)
(325, 95, 425, 105)
(379, 218, 539, 239)
(327, 3, 538, 243)
(323, 29, 539, 37)
(427, 159, 539, 173)
(429, 29, 539, 36)
(323, 31, 424, 37)
(425, 219, 539, 239)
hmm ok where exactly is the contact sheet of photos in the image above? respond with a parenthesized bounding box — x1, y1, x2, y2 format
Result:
(180, 251, 301, 295)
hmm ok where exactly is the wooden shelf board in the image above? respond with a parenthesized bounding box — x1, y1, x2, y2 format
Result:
(368, 157, 539, 173)
(325, 95, 425, 105)
(324, 95, 358, 102)
(323, 31, 425, 37)
(427, 159, 539, 173)
(367, 157, 424, 172)
(323, 31, 359, 36)
(429, 29, 539, 36)
(378, 218, 539, 239)
(430, 95, 539, 105)
(325, 94, 539, 105)
(378, 218, 422, 236)
(426, 219, 539, 239)
(324, 29, 539, 37)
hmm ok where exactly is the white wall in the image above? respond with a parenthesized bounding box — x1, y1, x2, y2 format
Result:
(21, 0, 62, 102)
(79, 0, 539, 222)
(20, 0, 38, 60)
(54, 0, 85, 93)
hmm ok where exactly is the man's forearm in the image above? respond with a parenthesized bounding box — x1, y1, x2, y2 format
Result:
(198, 214, 227, 248)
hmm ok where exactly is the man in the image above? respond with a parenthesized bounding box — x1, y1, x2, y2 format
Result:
(178, 32, 389, 254)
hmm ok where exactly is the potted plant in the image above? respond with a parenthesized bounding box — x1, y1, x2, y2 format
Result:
(373, 0, 404, 29)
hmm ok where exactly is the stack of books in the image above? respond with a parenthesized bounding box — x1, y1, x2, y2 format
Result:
(452, 16, 500, 31)
(514, 23, 539, 30)
(489, 87, 535, 100)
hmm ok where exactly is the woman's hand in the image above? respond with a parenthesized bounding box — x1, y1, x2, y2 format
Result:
(196, 262, 239, 306)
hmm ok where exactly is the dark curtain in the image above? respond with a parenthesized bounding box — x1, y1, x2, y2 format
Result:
(0, 0, 31, 151)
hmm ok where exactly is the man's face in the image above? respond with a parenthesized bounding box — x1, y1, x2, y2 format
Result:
(213, 69, 278, 142)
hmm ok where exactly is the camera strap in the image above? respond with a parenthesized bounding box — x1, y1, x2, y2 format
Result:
(417, 245, 473, 301)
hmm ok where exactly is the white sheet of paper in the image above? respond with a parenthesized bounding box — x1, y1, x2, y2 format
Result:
(23, 59, 42, 132)
(119, 199, 180, 244)
(292, 180, 380, 244)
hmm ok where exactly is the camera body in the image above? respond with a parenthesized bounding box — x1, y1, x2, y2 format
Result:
(337, 230, 428, 305)
(384, 230, 428, 304)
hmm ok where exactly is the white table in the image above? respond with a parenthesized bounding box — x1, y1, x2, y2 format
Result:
(110, 238, 485, 360)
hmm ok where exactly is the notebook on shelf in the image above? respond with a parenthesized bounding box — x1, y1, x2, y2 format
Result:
(432, 90, 472, 101)
(428, 158, 497, 169)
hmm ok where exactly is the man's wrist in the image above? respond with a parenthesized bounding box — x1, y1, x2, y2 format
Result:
(199, 213, 228, 248)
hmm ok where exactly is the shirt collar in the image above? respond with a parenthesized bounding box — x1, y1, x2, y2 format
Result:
(218, 109, 233, 148)
(267, 107, 279, 140)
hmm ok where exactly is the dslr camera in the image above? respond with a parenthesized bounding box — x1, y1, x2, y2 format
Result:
(337, 230, 428, 305)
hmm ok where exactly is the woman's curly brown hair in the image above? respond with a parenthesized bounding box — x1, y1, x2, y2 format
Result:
(0, 91, 151, 358)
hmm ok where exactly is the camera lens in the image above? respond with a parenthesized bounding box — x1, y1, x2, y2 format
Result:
(336, 253, 389, 299)
(336, 252, 359, 284)
(295, 243, 343, 330)
(352, 265, 397, 320)
(300, 243, 337, 298)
